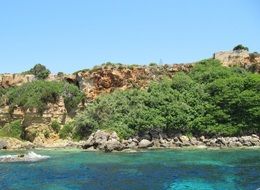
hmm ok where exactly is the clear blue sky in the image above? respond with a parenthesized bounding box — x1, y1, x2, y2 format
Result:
(0, 0, 259, 73)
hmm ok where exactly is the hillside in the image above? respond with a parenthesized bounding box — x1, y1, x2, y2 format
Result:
(0, 48, 259, 149)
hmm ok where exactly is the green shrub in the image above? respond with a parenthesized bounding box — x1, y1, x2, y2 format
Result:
(57, 72, 64, 77)
(0, 87, 6, 106)
(149, 63, 157, 67)
(51, 120, 61, 133)
(73, 69, 90, 75)
(44, 130, 50, 138)
(0, 120, 22, 139)
(24, 64, 51, 80)
(6, 80, 61, 114)
(62, 82, 84, 114)
(59, 122, 74, 139)
(0, 87, 6, 96)
(233, 44, 249, 51)
(6, 80, 83, 114)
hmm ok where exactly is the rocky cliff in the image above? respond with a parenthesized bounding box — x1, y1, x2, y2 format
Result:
(75, 64, 192, 100)
(0, 49, 259, 128)
(0, 49, 260, 149)
(1, 50, 259, 91)
(0, 64, 192, 127)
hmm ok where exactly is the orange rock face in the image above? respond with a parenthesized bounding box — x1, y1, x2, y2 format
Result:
(76, 64, 193, 100)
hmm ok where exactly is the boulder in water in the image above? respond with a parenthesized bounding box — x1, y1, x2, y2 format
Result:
(0, 151, 50, 162)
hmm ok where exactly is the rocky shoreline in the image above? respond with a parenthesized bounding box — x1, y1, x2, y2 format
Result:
(81, 130, 260, 152)
(1, 130, 260, 152)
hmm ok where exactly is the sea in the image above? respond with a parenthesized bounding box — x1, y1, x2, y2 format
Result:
(0, 148, 259, 190)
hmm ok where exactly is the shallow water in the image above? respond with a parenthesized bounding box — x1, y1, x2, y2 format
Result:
(0, 149, 259, 190)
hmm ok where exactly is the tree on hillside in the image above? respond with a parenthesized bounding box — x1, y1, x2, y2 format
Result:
(28, 64, 51, 80)
(233, 44, 249, 52)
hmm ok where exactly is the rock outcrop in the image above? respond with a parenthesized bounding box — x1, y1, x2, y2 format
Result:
(0, 74, 35, 88)
(75, 64, 193, 100)
(0, 137, 34, 149)
(0, 73, 67, 89)
(214, 50, 260, 72)
(0, 97, 69, 127)
(138, 139, 154, 148)
(23, 124, 54, 143)
(82, 130, 123, 152)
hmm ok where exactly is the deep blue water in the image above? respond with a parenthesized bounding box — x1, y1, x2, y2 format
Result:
(0, 149, 260, 190)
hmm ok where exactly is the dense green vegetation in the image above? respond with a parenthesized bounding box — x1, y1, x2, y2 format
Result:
(233, 44, 249, 51)
(74, 59, 260, 139)
(0, 120, 22, 139)
(0, 60, 259, 140)
(51, 120, 61, 133)
(59, 121, 75, 139)
(0, 88, 6, 106)
(4, 80, 83, 114)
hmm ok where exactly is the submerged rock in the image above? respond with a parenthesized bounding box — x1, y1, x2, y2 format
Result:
(0, 151, 49, 162)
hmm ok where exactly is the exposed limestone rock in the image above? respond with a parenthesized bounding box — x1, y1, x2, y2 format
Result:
(0, 97, 68, 127)
(229, 141, 242, 147)
(189, 137, 199, 146)
(179, 135, 190, 143)
(0, 137, 33, 149)
(0, 74, 35, 88)
(214, 50, 260, 72)
(82, 130, 123, 152)
(80, 130, 260, 152)
(75, 64, 193, 100)
(23, 124, 54, 143)
(91, 130, 110, 149)
(35, 139, 85, 148)
(199, 136, 205, 142)
(138, 139, 153, 148)
(178, 135, 191, 146)
(0, 139, 8, 149)
(105, 139, 124, 152)
(126, 142, 138, 149)
(251, 134, 259, 139)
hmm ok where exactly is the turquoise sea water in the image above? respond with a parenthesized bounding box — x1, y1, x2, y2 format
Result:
(0, 149, 259, 190)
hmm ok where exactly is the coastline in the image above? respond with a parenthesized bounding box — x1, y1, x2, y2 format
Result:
(1, 130, 260, 152)
(1, 145, 260, 154)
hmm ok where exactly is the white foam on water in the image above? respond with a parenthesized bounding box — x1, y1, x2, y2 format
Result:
(0, 151, 50, 162)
